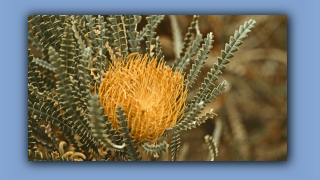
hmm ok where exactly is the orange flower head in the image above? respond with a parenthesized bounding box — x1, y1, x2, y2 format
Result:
(99, 54, 187, 142)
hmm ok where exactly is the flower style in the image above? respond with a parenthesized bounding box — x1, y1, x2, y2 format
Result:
(99, 54, 187, 142)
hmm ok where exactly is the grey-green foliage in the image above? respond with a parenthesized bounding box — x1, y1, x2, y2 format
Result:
(140, 142, 168, 155)
(163, 101, 205, 136)
(124, 15, 141, 53)
(85, 15, 99, 49)
(28, 30, 43, 52)
(116, 106, 142, 161)
(109, 15, 129, 57)
(204, 135, 218, 161)
(185, 33, 213, 91)
(89, 95, 125, 149)
(172, 15, 200, 72)
(145, 15, 158, 60)
(155, 36, 164, 63)
(137, 15, 164, 42)
(28, 15, 256, 161)
(32, 57, 53, 71)
(186, 19, 256, 115)
(71, 16, 87, 55)
(94, 15, 107, 85)
(171, 131, 181, 161)
(28, 49, 44, 92)
(59, 24, 75, 75)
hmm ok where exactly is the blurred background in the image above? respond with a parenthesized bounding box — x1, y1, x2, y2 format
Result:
(141, 15, 287, 161)
(28, 15, 287, 161)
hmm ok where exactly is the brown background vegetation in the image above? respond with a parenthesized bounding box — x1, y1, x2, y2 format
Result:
(146, 15, 287, 161)
(28, 15, 287, 161)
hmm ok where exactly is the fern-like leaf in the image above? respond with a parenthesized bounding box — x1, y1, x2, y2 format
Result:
(109, 15, 128, 57)
(72, 19, 86, 54)
(140, 142, 168, 155)
(145, 15, 158, 60)
(137, 15, 164, 42)
(192, 19, 256, 105)
(28, 49, 44, 92)
(185, 81, 227, 116)
(28, 30, 43, 52)
(155, 36, 164, 64)
(27, 99, 85, 153)
(171, 131, 180, 161)
(116, 106, 142, 161)
(172, 15, 199, 72)
(32, 57, 53, 71)
(185, 32, 214, 90)
(163, 101, 205, 136)
(59, 24, 75, 75)
(204, 135, 218, 161)
(50, 46, 99, 154)
(125, 15, 140, 53)
(186, 19, 255, 114)
(88, 95, 125, 150)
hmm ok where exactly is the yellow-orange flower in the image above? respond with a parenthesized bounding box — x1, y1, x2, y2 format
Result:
(99, 54, 187, 142)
